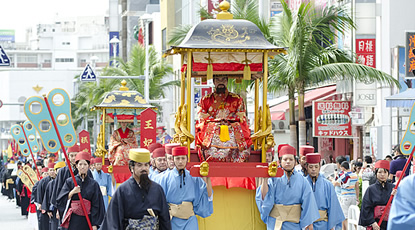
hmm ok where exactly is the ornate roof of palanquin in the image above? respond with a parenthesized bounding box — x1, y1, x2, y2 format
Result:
(91, 80, 155, 111)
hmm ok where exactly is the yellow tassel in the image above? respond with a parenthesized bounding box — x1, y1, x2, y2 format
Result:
(235, 78, 242, 84)
(243, 64, 251, 80)
(207, 63, 213, 80)
(219, 125, 230, 142)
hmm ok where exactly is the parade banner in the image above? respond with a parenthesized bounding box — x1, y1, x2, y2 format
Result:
(79, 130, 91, 155)
(313, 100, 352, 138)
(140, 108, 157, 148)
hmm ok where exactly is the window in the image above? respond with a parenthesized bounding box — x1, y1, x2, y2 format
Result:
(62, 42, 71, 45)
(55, 58, 74, 63)
(17, 55, 37, 63)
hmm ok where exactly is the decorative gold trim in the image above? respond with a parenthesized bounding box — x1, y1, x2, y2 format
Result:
(32, 84, 43, 93)
(39, 119, 52, 133)
(29, 101, 43, 115)
(52, 93, 65, 107)
(120, 80, 129, 91)
(56, 113, 69, 126)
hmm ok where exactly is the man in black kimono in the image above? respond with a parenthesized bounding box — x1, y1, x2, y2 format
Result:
(36, 162, 55, 229)
(42, 161, 66, 230)
(101, 148, 171, 230)
(57, 151, 105, 230)
(359, 160, 396, 230)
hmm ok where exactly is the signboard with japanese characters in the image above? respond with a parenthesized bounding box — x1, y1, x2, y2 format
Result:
(313, 100, 352, 138)
(79, 130, 91, 155)
(140, 108, 157, 149)
(405, 32, 415, 79)
(356, 38, 376, 68)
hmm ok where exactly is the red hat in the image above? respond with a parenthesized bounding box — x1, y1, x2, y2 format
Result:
(172, 146, 188, 156)
(278, 145, 296, 157)
(306, 153, 321, 164)
(267, 148, 274, 153)
(395, 170, 404, 179)
(277, 144, 289, 154)
(153, 148, 166, 158)
(41, 167, 49, 173)
(165, 143, 180, 154)
(67, 145, 80, 153)
(47, 162, 55, 169)
(299, 146, 314, 156)
(75, 151, 91, 164)
(156, 126, 165, 130)
(93, 158, 102, 164)
(375, 160, 390, 171)
(148, 143, 163, 153)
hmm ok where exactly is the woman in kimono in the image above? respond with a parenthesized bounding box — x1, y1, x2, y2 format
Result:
(359, 160, 397, 230)
(57, 151, 105, 230)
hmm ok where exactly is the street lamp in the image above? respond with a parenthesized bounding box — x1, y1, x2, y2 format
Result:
(140, 14, 152, 103)
(109, 36, 120, 67)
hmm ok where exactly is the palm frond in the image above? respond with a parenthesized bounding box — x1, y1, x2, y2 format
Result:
(308, 63, 400, 88)
(167, 24, 194, 46)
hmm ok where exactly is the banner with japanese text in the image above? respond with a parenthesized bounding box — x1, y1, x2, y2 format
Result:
(140, 108, 157, 149)
(79, 130, 91, 156)
(356, 38, 376, 68)
(313, 100, 352, 138)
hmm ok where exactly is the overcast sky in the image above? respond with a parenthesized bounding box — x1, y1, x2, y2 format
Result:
(0, 0, 109, 42)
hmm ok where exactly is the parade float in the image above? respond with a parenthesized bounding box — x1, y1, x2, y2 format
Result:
(160, 1, 286, 229)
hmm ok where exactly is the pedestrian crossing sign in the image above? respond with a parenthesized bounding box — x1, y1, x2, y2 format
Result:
(0, 45, 10, 66)
(80, 64, 97, 82)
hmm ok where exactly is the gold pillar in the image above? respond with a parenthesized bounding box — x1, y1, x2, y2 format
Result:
(186, 51, 192, 160)
(261, 52, 268, 163)
(102, 108, 106, 165)
(254, 79, 259, 150)
(180, 54, 185, 106)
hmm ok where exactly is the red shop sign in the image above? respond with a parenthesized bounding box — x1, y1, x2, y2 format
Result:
(313, 100, 352, 138)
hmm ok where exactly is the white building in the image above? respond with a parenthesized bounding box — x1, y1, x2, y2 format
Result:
(0, 15, 109, 153)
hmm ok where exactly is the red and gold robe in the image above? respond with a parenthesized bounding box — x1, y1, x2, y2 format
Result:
(109, 127, 138, 166)
(196, 91, 252, 162)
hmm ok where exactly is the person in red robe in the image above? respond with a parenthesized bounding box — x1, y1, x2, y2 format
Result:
(109, 121, 138, 166)
(196, 76, 252, 162)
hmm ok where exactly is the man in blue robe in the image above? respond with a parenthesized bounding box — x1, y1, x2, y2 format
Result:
(306, 153, 345, 230)
(387, 173, 415, 229)
(149, 147, 168, 181)
(294, 145, 314, 177)
(36, 162, 56, 230)
(101, 148, 171, 230)
(157, 146, 213, 230)
(92, 157, 115, 211)
(258, 144, 319, 230)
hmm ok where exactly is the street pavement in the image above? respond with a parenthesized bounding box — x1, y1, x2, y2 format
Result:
(0, 195, 33, 230)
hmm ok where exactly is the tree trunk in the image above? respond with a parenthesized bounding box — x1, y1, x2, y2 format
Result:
(289, 89, 297, 150)
(298, 87, 306, 146)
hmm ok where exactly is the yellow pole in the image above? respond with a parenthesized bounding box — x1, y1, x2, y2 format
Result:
(186, 51, 192, 160)
(180, 54, 185, 106)
(254, 79, 259, 150)
(262, 52, 268, 163)
(102, 108, 106, 165)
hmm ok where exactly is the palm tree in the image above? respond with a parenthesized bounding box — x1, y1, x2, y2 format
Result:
(269, 1, 399, 147)
(72, 44, 177, 129)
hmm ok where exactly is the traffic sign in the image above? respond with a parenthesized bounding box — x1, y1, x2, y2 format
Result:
(80, 64, 97, 82)
(0, 45, 10, 66)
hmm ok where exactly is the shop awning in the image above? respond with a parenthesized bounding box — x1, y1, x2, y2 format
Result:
(270, 85, 337, 120)
(385, 88, 415, 107)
